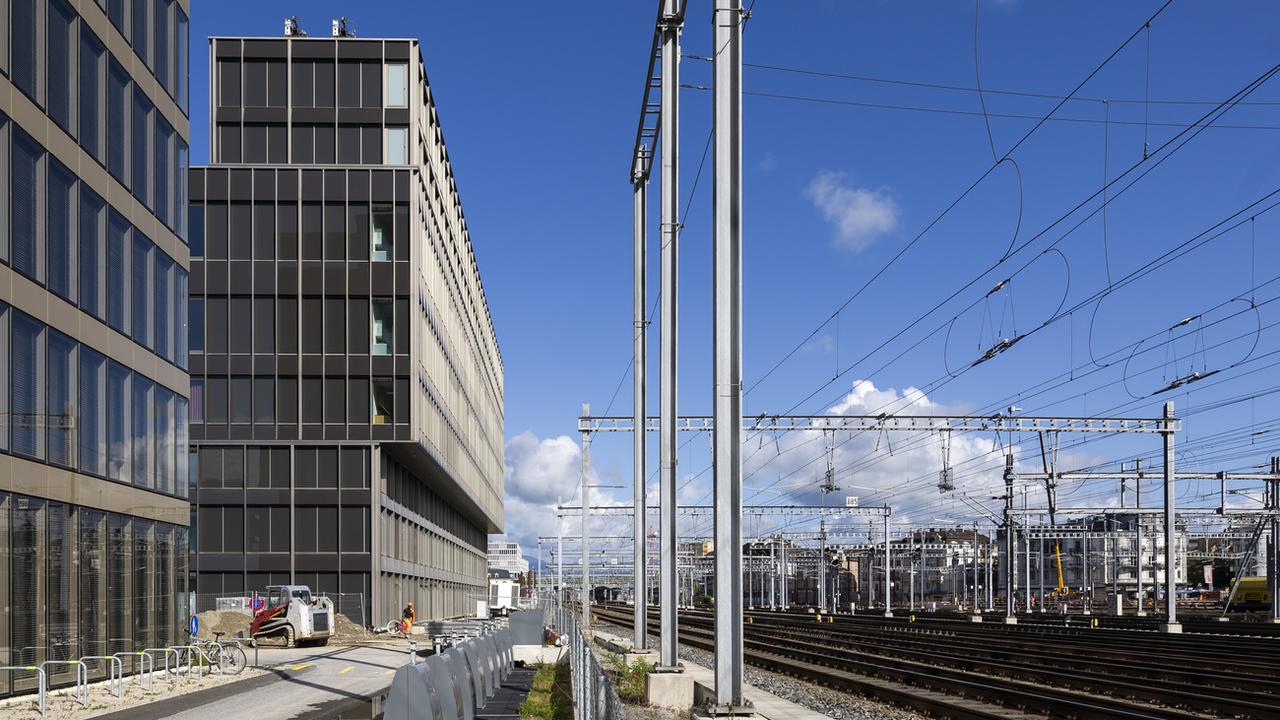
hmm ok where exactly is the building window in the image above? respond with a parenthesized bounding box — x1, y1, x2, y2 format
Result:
(386, 127, 407, 165)
(47, 330, 76, 468)
(77, 348, 106, 476)
(347, 377, 368, 424)
(131, 375, 153, 488)
(277, 377, 297, 424)
(338, 61, 361, 108)
(253, 377, 274, 424)
(324, 377, 345, 424)
(324, 298, 345, 354)
(189, 378, 204, 423)
(48, 159, 77, 302)
(107, 212, 129, 334)
(154, 254, 173, 361)
(253, 297, 274, 354)
(230, 202, 251, 260)
(230, 376, 251, 423)
(12, 129, 44, 283)
(372, 378, 394, 425)
(154, 387, 174, 494)
(107, 61, 130, 184)
(132, 88, 152, 207)
(131, 233, 151, 348)
(188, 204, 205, 257)
(48, 0, 77, 134)
(229, 296, 251, 353)
(106, 361, 130, 481)
(176, 7, 189, 112)
(12, 313, 46, 459)
(370, 205, 392, 261)
(302, 378, 322, 423)
(155, 118, 172, 227)
(188, 297, 204, 353)
(12, 0, 39, 102)
(79, 188, 105, 319)
(277, 297, 297, 353)
(371, 299, 393, 356)
(80, 29, 106, 162)
(385, 64, 407, 108)
(206, 376, 227, 423)
(206, 296, 227, 353)
(132, 0, 150, 68)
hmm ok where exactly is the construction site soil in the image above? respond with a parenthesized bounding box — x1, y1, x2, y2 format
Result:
(194, 610, 374, 645)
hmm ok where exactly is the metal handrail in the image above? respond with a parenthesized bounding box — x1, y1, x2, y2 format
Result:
(79, 655, 124, 699)
(0, 666, 46, 715)
(39, 660, 87, 707)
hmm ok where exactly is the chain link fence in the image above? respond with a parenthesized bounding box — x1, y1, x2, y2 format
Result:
(553, 599, 627, 720)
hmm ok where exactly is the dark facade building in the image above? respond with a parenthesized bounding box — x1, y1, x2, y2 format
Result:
(0, 0, 191, 697)
(188, 29, 504, 625)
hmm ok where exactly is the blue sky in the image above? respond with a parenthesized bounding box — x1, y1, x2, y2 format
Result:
(191, 2, 1280, 557)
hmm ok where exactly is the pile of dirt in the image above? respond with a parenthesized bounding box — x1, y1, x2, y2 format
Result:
(331, 612, 374, 643)
(195, 609, 253, 640)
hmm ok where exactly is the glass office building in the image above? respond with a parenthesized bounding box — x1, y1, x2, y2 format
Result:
(189, 32, 503, 624)
(0, 0, 191, 696)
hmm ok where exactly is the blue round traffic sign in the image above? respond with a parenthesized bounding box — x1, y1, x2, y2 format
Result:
(189, 615, 199, 636)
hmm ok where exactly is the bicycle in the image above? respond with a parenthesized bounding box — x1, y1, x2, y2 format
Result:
(191, 632, 249, 675)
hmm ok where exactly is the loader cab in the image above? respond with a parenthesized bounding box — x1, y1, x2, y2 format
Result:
(265, 584, 314, 608)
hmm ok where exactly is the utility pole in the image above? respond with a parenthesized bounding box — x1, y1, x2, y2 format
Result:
(1271, 457, 1279, 623)
(818, 521, 828, 613)
(581, 403, 592, 631)
(557, 500, 564, 608)
(711, 0, 745, 707)
(632, 143, 649, 652)
(1135, 457, 1146, 616)
(769, 539, 776, 610)
(1023, 486, 1031, 612)
(1161, 402, 1181, 633)
(883, 510, 893, 617)
(1002, 454, 1017, 623)
(657, 0, 683, 672)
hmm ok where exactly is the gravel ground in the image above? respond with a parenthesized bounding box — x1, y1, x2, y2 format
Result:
(0, 665, 272, 720)
(595, 619, 927, 720)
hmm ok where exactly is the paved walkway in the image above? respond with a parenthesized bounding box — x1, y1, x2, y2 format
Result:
(95, 642, 409, 720)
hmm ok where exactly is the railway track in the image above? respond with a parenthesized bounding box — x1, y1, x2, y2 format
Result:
(591, 605, 1279, 719)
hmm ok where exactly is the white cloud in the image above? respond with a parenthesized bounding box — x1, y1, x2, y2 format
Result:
(502, 430, 630, 557)
(806, 171, 900, 251)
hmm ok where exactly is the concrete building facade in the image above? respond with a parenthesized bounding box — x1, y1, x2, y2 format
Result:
(187, 29, 503, 626)
(0, 0, 192, 696)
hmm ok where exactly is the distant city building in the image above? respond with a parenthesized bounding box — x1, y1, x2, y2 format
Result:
(1, 0, 192, 699)
(187, 24, 504, 625)
(488, 539, 529, 574)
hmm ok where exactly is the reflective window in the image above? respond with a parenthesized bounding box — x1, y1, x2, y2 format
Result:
(12, 129, 43, 283)
(48, 0, 77, 133)
(12, 313, 46, 458)
(132, 375, 153, 488)
(78, 348, 106, 476)
(47, 331, 76, 467)
(189, 297, 205, 352)
(371, 299, 393, 355)
(47, 159, 76, 301)
(79, 188, 106, 319)
(131, 233, 151, 348)
(80, 29, 106, 161)
(12, 0, 38, 101)
(106, 361, 130, 481)
(385, 64, 407, 108)
(106, 212, 130, 334)
(386, 127, 407, 165)
(107, 61, 130, 184)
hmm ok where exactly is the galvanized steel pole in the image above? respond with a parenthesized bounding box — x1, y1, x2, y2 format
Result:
(712, 0, 745, 706)
(657, 0, 683, 671)
(1161, 402, 1180, 632)
(1271, 460, 1279, 622)
(883, 510, 893, 617)
(581, 404, 592, 631)
(1135, 458, 1145, 616)
(1003, 454, 1017, 623)
(632, 153, 650, 652)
